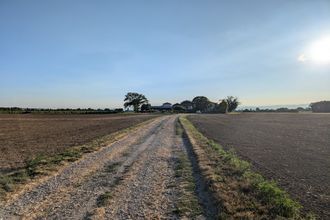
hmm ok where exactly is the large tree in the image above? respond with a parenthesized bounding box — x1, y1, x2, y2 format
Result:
(141, 103, 151, 112)
(124, 92, 148, 112)
(180, 100, 193, 111)
(173, 103, 185, 112)
(310, 101, 330, 113)
(192, 96, 211, 112)
(226, 96, 240, 112)
(218, 100, 228, 113)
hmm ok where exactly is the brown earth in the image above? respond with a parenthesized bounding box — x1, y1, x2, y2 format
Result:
(0, 114, 158, 171)
(188, 113, 330, 219)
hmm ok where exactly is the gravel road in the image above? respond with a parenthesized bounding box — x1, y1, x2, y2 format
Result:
(0, 115, 204, 219)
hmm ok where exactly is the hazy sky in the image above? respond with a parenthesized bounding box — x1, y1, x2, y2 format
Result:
(1, 0, 330, 108)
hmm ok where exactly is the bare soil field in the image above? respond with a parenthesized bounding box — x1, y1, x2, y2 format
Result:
(188, 113, 330, 218)
(0, 114, 158, 171)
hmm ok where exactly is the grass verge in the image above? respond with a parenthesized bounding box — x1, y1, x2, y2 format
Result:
(179, 116, 311, 219)
(0, 117, 158, 199)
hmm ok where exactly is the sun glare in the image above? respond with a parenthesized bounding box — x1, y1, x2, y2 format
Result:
(308, 36, 330, 64)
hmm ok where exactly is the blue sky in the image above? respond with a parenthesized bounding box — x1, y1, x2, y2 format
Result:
(1, 0, 330, 108)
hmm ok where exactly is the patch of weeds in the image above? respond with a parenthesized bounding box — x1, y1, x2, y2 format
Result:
(25, 149, 81, 178)
(58, 148, 82, 162)
(255, 180, 301, 218)
(122, 164, 132, 174)
(84, 211, 94, 220)
(110, 176, 122, 187)
(26, 155, 49, 176)
(174, 155, 185, 178)
(175, 119, 184, 137)
(0, 169, 30, 197)
(80, 145, 95, 153)
(106, 162, 121, 173)
(8, 170, 29, 183)
(212, 145, 251, 175)
(121, 151, 130, 157)
(180, 116, 306, 219)
(49, 154, 66, 165)
(306, 212, 317, 220)
(97, 191, 112, 207)
(0, 174, 14, 193)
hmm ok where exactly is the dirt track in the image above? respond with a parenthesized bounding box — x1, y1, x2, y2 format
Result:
(0, 115, 206, 219)
(188, 113, 330, 218)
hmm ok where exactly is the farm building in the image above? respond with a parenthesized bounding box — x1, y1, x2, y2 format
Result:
(150, 102, 172, 112)
(310, 101, 330, 113)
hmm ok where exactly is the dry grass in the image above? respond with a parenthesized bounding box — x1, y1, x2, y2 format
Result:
(179, 116, 310, 219)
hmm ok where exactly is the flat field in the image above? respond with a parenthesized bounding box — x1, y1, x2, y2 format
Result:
(0, 114, 157, 171)
(188, 113, 330, 218)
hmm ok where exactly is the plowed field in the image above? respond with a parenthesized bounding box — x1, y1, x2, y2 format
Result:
(188, 113, 330, 218)
(0, 114, 157, 171)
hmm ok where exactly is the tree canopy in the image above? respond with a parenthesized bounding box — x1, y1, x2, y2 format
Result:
(310, 101, 330, 113)
(173, 103, 185, 112)
(226, 96, 240, 112)
(124, 92, 148, 112)
(192, 96, 211, 112)
(180, 100, 193, 110)
(218, 100, 228, 113)
(141, 103, 151, 112)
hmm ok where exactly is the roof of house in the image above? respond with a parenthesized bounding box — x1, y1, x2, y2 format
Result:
(151, 105, 172, 109)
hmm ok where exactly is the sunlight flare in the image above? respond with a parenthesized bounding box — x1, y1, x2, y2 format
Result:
(309, 36, 330, 64)
(300, 36, 330, 64)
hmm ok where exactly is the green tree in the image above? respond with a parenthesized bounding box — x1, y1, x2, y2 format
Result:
(141, 103, 151, 112)
(192, 96, 210, 112)
(226, 96, 240, 112)
(173, 103, 185, 112)
(124, 92, 148, 112)
(218, 100, 228, 113)
(180, 100, 193, 111)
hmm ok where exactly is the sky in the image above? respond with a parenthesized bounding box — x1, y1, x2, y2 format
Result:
(1, 0, 330, 108)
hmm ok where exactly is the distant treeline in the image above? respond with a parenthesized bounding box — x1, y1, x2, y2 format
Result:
(239, 107, 311, 113)
(240, 101, 330, 113)
(310, 101, 330, 113)
(0, 107, 124, 114)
